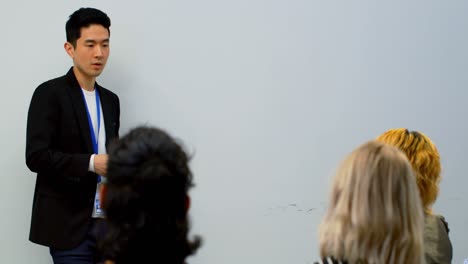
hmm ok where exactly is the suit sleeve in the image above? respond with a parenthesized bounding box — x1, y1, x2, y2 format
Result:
(25, 84, 91, 178)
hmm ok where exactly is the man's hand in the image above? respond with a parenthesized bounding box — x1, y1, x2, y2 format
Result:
(94, 154, 109, 176)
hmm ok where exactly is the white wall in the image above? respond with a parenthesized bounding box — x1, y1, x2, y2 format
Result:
(1, 0, 468, 263)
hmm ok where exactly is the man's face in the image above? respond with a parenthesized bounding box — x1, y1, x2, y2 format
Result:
(66, 24, 110, 80)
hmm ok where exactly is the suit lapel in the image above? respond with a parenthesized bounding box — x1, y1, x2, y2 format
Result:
(65, 68, 94, 153)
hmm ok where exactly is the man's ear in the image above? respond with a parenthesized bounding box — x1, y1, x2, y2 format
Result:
(99, 184, 107, 208)
(64, 42, 74, 58)
(185, 195, 191, 213)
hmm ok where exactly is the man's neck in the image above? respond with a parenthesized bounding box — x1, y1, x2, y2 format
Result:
(73, 67, 96, 91)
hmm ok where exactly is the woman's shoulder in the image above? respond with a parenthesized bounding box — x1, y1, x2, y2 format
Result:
(425, 214, 450, 234)
(424, 214, 453, 263)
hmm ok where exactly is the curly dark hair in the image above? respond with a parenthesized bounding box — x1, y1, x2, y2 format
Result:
(66, 7, 111, 47)
(100, 126, 201, 264)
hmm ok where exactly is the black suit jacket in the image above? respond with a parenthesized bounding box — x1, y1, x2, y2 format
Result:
(26, 67, 120, 249)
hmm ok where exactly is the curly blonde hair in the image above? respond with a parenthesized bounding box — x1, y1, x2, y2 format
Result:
(376, 128, 441, 214)
(319, 141, 424, 263)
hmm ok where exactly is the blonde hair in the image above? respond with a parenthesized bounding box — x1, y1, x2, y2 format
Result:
(376, 128, 441, 214)
(319, 141, 424, 264)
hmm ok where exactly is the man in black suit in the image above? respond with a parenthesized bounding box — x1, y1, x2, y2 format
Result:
(26, 7, 120, 263)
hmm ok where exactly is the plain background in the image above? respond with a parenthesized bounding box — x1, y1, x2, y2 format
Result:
(1, 1, 467, 263)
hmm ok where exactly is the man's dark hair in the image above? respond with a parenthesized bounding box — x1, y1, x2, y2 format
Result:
(101, 126, 201, 264)
(65, 7, 111, 47)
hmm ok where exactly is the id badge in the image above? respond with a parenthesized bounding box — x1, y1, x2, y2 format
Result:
(95, 183, 103, 215)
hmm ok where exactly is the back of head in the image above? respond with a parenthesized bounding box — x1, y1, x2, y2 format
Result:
(376, 128, 441, 214)
(66, 7, 111, 47)
(319, 141, 424, 264)
(101, 126, 201, 264)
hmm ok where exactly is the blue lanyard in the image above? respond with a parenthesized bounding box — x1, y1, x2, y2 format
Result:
(81, 88, 101, 182)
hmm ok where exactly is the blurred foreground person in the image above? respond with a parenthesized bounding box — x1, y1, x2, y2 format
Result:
(316, 141, 424, 264)
(100, 126, 201, 264)
(377, 128, 452, 264)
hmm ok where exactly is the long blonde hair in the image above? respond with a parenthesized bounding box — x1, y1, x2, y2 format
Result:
(319, 141, 424, 264)
(376, 128, 441, 214)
